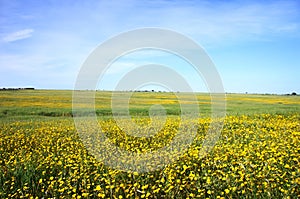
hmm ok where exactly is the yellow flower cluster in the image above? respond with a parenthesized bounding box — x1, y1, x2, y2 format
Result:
(0, 113, 299, 198)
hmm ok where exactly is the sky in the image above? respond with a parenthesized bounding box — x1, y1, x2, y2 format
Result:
(0, 0, 299, 94)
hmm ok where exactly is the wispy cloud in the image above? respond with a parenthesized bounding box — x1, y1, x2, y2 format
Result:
(147, 0, 300, 45)
(106, 62, 139, 75)
(2, 29, 34, 42)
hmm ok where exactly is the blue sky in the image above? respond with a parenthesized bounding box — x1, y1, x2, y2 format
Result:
(0, 0, 299, 94)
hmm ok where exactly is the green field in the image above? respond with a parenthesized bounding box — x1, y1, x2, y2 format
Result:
(0, 90, 299, 198)
(0, 90, 299, 118)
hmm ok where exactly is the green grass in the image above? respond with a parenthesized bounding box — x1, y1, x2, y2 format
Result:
(0, 90, 299, 119)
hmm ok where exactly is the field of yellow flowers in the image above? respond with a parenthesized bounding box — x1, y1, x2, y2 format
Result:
(0, 90, 299, 198)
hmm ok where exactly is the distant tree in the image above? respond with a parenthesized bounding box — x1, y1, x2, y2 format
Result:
(291, 92, 297, 96)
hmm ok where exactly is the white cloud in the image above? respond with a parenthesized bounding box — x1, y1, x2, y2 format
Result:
(179, 2, 297, 39)
(2, 29, 34, 42)
(0, 53, 78, 89)
(105, 62, 138, 75)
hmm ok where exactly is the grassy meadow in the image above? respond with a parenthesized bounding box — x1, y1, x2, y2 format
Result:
(0, 89, 299, 118)
(0, 90, 299, 198)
